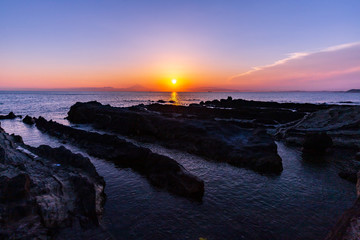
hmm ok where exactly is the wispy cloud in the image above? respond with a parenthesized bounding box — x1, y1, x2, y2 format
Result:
(230, 42, 360, 91)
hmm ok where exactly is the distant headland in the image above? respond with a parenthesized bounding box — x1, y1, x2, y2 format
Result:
(347, 89, 360, 93)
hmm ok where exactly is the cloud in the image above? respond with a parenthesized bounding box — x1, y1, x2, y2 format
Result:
(230, 42, 360, 91)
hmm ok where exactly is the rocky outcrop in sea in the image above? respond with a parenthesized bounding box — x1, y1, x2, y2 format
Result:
(66, 101, 284, 173)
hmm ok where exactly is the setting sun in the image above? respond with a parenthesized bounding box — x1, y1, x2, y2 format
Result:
(171, 79, 177, 84)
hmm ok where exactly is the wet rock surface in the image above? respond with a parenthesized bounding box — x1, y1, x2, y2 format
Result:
(0, 126, 107, 239)
(67, 101, 284, 173)
(325, 171, 360, 240)
(34, 117, 204, 200)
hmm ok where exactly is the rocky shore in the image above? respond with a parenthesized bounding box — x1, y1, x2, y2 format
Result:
(0, 125, 108, 239)
(67, 101, 283, 173)
(1, 96, 359, 239)
(34, 117, 204, 200)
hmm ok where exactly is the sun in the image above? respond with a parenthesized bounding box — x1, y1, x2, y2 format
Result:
(171, 79, 177, 84)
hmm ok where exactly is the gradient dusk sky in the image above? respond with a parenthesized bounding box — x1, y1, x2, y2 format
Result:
(1, 0, 359, 91)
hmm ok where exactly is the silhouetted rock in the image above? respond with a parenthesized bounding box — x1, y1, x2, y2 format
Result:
(22, 115, 35, 125)
(145, 102, 305, 125)
(347, 89, 360, 93)
(66, 101, 283, 173)
(34, 116, 204, 200)
(302, 132, 333, 155)
(0, 126, 107, 239)
(338, 170, 358, 183)
(0, 112, 19, 120)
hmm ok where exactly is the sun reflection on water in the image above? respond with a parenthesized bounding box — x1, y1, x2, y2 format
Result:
(169, 92, 180, 105)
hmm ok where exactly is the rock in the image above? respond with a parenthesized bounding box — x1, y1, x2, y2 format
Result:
(35, 116, 204, 200)
(0, 174, 31, 202)
(11, 133, 23, 143)
(0, 112, 19, 120)
(302, 132, 333, 155)
(325, 197, 360, 240)
(23, 115, 35, 125)
(325, 171, 360, 240)
(143, 102, 305, 125)
(0, 126, 107, 238)
(339, 170, 358, 183)
(67, 101, 283, 174)
(277, 106, 360, 150)
(157, 100, 166, 103)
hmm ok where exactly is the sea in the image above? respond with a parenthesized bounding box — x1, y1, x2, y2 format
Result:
(0, 91, 359, 240)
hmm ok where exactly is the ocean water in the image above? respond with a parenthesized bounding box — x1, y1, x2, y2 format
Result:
(0, 91, 359, 239)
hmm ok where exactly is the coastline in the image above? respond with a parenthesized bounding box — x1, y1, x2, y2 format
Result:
(0, 96, 359, 239)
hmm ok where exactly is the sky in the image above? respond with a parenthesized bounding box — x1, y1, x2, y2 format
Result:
(1, 0, 359, 91)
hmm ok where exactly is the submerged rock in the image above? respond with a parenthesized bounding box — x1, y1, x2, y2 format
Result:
(67, 101, 283, 174)
(34, 116, 204, 200)
(0, 127, 107, 239)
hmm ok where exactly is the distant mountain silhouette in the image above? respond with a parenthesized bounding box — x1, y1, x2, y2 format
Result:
(121, 84, 150, 91)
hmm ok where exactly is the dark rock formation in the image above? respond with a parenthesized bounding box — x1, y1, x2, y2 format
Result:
(347, 89, 360, 93)
(199, 97, 334, 113)
(147, 102, 305, 125)
(0, 112, 19, 120)
(325, 171, 360, 240)
(34, 116, 204, 200)
(302, 132, 333, 155)
(276, 106, 360, 150)
(0, 127, 107, 239)
(22, 115, 35, 125)
(66, 101, 283, 174)
(338, 170, 358, 183)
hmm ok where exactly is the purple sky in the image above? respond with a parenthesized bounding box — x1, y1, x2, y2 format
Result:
(1, 0, 359, 91)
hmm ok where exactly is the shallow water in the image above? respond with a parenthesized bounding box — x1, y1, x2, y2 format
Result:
(0, 91, 358, 239)
(0, 117, 356, 240)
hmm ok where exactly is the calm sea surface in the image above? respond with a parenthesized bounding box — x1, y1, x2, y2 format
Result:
(0, 91, 359, 239)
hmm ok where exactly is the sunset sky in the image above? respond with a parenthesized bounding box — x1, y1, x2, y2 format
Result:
(1, 0, 359, 91)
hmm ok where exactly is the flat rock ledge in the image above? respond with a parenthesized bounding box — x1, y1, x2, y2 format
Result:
(67, 101, 283, 174)
(276, 106, 360, 150)
(34, 117, 204, 200)
(0, 126, 107, 239)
